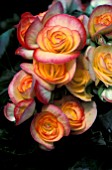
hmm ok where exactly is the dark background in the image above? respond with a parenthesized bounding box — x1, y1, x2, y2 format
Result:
(0, 0, 112, 169)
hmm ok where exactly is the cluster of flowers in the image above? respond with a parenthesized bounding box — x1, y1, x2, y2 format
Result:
(4, 0, 112, 150)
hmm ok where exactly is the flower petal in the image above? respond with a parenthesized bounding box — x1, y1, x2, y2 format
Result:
(14, 99, 36, 125)
(15, 47, 33, 60)
(42, 104, 70, 136)
(34, 48, 80, 64)
(30, 116, 54, 150)
(25, 17, 43, 49)
(42, 1, 64, 25)
(45, 14, 86, 49)
(73, 101, 97, 134)
(4, 103, 15, 121)
(35, 82, 52, 104)
(20, 63, 55, 91)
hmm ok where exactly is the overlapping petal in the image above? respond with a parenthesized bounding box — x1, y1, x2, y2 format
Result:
(20, 63, 55, 91)
(66, 57, 93, 101)
(92, 45, 112, 86)
(33, 59, 76, 86)
(88, 5, 112, 40)
(54, 95, 97, 134)
(4, 99, 36, 125)
(8, 70, 35, 104)
(30, 104, 70, 150)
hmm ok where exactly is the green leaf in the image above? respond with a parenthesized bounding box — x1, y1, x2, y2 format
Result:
(0, 28, 15, 58)
(85, 5, 94, 16)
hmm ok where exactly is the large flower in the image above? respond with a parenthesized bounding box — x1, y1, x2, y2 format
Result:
(30, 104, 70, 150)
(15, 2, 64, 59)
(54, 95, 97, 134)
(88, 5, 112, 40)
(34, 13, 86, 64)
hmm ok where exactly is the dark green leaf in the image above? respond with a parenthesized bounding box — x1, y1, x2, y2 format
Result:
(0, 28, 15, 57)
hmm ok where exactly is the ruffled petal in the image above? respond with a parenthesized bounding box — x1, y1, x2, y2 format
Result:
(34, 48, 80, 64)
(14, 99, 36, 125)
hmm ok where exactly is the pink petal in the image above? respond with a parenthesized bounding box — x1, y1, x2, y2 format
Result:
(34, 48, 80, 64)
(14, 99, 36, 125)
(15, 47, 34, 60)
(35, 82, 52, 104)
(4, 103, 15, 121)
(25, 17, 43, 49)
(20, 63, 55, 91)
(42, 1, 64, 25)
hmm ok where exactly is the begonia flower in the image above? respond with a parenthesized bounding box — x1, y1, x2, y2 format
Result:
(15, 2, 64, 59)
(54, 95, 97, 134)
(8, 70, 35, 104)
(88, 5, 112, 40)
(30, 104, 70, 150)
(86, 45, 112, 86)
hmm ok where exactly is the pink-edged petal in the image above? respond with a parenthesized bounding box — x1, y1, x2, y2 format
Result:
(8, 70, 34, 104)
(30, 116, 54, 150)
(4, 103, 15, 121)
(14, 99, 36, 125)
(42, 104, 70, 136)
(34, 48, 80, 64)
(15, 47, 34, 60)
(20, 63, 55, 91)
(78, 15, 89, 37)
(25, 17, 43, 49)
(35, 82, 52, 104)
(85, 46, 96, 81)
(45, 14, 86, 49)
(42, 1, 64, 25)
(73, 101, 97, 134)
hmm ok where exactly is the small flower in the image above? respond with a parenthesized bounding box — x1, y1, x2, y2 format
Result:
(55, 95, 97, 134)
(30, 104, 70, 150)
(8, 70, 35, 104)
(87, 45, 112, 86)
(88, 5, 112, 40)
